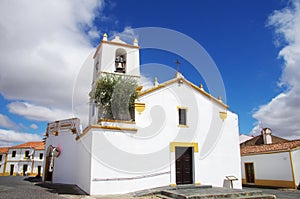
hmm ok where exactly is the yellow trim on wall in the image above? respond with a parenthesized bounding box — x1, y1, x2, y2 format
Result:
(99, 118, 136, 124)
(100, 125, 138, 131)
(76, 125, 138, 141)
(242, 178, 295, 188)
(170, 142, 198, 152)
(289, 150, 297, 188)
(177, 106, 188, 110)
(177, 124, 189, 128)
(138, 77, 229, 109)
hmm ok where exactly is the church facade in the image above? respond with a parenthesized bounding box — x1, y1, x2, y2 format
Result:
(43, 34, 242, 195)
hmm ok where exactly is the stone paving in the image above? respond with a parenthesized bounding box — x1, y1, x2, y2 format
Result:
(0, 176, 300, 199)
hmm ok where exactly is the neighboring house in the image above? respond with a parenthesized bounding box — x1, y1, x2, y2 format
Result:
(5, 141, 45, 176)
(43, 34, 242, 195)
(241, 128, 300, 189)
(0, 147, 8, 176)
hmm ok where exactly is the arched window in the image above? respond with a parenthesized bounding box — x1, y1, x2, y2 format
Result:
(115, 48, 127, 73)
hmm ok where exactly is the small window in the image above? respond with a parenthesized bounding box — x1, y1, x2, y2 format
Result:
(12, 151, 16, 158)
(25, 150, 30, 158)
(0, 155, 2, 161)
(39, 153, 43, 160)
(178, 108, 187, 126)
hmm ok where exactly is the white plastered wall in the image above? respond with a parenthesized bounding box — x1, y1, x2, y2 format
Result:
(138, 82, 241, 189)
(76, 132, 93, 195)
(0, 153, 6, 174)
(89, 129, 170, 195)
(241, 152, 294, 182)
(87, 80, 241, 195)
(45, 131, 77, 184)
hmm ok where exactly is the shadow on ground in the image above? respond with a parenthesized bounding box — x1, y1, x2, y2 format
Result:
(24, 176, 87, 196)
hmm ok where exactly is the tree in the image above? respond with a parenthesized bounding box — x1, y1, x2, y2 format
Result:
(90, 74, 138, 121)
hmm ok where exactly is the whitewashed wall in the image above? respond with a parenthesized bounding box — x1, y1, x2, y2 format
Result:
(86, 80, 241, 194)
(76, 133, 93, 195)
(45, 131, 77, 184)
(32, 149, 44, 175)
(139, 82, 241, 189)
(0, 153, 7, 174)
(89, 128, 170, 195)
(241, 152, 293, 182)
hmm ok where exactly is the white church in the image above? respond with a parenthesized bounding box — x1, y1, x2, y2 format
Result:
(43, 34, 242, 195)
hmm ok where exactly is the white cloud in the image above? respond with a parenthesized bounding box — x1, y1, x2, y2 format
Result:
(30, 124, 38, 130)
(251, 0, 300, 140)
(0, 0, 104, 113)
(0, 129, 42, 147)
(0, 0, 108, 146)
(111, 26, 138, 44)
(0, 113, 17, 129)
(7, 102, 73, 122)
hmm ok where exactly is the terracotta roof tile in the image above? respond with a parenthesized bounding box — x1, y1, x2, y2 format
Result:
(241, 140, 300, 155)
(0, 147, 9, 153)
(11, 141, 45, 150)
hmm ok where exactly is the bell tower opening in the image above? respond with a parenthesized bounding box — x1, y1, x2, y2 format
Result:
(115, 48, 127, 73)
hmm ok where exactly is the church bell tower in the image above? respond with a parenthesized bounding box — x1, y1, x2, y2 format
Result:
(89, 34, 140, 124)
(92, 33, 140, 80)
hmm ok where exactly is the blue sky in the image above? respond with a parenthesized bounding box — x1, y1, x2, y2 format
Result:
(0, 0, 300, 146)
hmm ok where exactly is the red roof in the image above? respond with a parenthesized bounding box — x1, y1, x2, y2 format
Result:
(241, 139, 300, 155)
(11, 141, 45, 150)
(0, 147, 9, 153)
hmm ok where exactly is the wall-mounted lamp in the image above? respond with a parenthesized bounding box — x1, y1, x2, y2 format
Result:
(135, 102, 146, 114)
(219, 111, 227, 121)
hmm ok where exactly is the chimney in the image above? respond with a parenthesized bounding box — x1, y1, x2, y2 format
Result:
(261, 128, 272, 144)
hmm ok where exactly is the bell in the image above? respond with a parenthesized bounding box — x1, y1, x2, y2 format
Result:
(117, 62, 123, 68)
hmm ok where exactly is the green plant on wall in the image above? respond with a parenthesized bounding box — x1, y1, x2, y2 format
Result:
(90, 74, 138, 121)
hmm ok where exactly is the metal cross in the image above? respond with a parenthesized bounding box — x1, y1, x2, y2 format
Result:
(175, 59, 181, 72)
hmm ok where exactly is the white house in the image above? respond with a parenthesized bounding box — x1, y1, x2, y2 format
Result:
(43, 34, 242, 195)
(0, 147, 8, 175)
(241, 128, 300, 189)
(5, 141, 45, 176)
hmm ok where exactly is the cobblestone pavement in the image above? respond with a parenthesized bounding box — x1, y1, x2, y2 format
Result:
(0, 176, 158, 199)
(0, 176, 299, 198)
(244, 187, 300, 199)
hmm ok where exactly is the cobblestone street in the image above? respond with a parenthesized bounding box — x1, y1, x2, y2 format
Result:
(0, 176, 299, 199)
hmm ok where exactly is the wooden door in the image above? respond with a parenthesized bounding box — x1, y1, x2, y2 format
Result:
(44, 157, 53, 181)
(245, 163, 255, 183)
(37, 166, 41, 177)
(23, 165, 28, 176)
(10, 164, 14, 175)
(176, 147, 193, 185)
